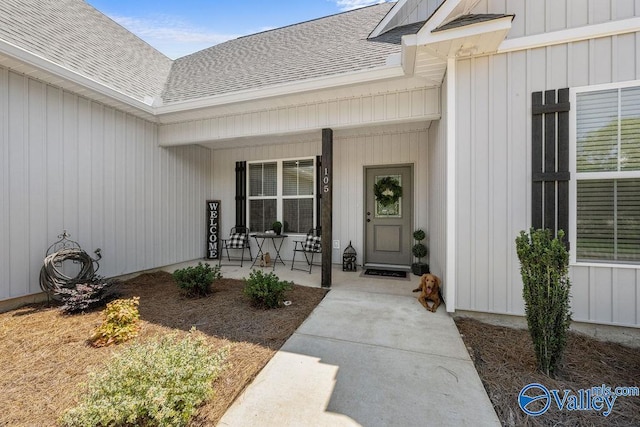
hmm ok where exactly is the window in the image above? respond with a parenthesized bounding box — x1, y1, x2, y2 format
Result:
(574, 84, 640, 264)
(248, 158, 315, 234)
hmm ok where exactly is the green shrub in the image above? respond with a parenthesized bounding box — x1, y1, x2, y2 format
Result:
(243, 270, 292, 309)
(61, 332, 228, 427)
(516, 228, 572, 376)
(89, 297, 140, 347)
(173, 262, 221, 297)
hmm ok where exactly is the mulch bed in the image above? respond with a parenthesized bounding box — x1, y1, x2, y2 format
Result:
(0, 271, 327, 426)
(455, 317, 640, 426)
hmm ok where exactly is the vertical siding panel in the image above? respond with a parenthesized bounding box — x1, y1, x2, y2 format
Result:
(508, 51, 528, 315)
(570, 266, 590, 321)
(398, 91, 410, 118)
(8, 73, 29, 297)
(114, 111, 127, 273)
(456, 59, 473, 310)
(614, 269, 637, 325)
(593, 268, 614, 323)
(546, 0, 567, 31)
(570, 41, 590, 87)
(616, 33, 637, 82)
(62, 93, 79, 244)
(124, 116, 136, 271)
(547, 45, 568, 90)
(615, 0, 635, 18)
(91, 103, 105, 259)
(589, 0, 612, 24)
(339, 99, 350, 124)
(568, 0, 589, 27)
(45, 86, 64, 259)
(473, 57, 490, 311)
(77, 99, 93, 247)
(0, 68, 8, 299)
(28, 80, 48, 294)
(490, 55, 509, 313)
(102, 107, 116, 274)
(526, 0, 546, 35)
(593, 38, 613, 84)
(508, 0, 526, 38)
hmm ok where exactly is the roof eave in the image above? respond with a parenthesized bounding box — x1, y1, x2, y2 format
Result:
(0, 38, 156, 116)
(155, 64, 406, 116)
(415, 15, 514, 47)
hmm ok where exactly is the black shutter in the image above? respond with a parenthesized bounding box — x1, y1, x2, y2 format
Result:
(235, 161, 247, 227)
(316, 155, 322, 229)
(532, 88, 570, 243)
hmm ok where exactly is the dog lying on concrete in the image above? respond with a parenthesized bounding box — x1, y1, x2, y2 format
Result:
(412, 273, 443, 312)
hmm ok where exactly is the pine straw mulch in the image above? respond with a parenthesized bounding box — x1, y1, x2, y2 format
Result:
(0, 271, 328, 426)
(455, 317, 640, 427)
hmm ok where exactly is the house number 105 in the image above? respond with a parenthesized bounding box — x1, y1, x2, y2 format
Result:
(323, 167, 330, 193)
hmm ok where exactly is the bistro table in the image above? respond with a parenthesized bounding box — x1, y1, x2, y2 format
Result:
(250, 233, 288, 270)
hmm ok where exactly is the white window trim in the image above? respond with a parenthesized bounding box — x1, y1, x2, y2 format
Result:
(247, 156, 316, 235)
(569, 80, 640, 268)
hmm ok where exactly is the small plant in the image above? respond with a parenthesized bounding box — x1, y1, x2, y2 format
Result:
(272, 221, 283, 235)
(173, 262, 221, 297)
(516, 228, 572, 376)
(411, 229, 429, 276)
(61, 331, 228, 427)
(243, 269, 292, 309)
(89, 297, 141, 347)
(58, 276, 119, 314)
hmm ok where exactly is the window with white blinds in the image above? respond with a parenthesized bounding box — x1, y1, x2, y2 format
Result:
(247, 158, 316, 233)
(575, 85, 640, 263)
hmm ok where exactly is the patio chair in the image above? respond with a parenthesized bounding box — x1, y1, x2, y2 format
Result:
(291, 228, 322, 274)
(219, 226, 253, 267)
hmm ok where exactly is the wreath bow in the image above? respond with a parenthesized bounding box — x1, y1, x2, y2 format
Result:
(374, 177, 402, 206)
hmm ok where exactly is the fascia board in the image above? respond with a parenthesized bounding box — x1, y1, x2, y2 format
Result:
(155, 65, 406, 115)
(498, 16, 640, 53)
(0, 38, 155, 115)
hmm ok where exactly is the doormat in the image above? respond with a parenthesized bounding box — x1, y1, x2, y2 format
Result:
(362, 268, 408, 279)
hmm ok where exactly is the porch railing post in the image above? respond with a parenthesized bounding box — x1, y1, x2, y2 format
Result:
(321, 128, 333, 288)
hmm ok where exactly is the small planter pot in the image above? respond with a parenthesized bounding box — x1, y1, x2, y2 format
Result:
(411, 263, 430, 276)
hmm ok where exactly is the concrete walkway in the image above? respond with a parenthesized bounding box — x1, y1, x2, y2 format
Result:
(217, 268, 500, 427)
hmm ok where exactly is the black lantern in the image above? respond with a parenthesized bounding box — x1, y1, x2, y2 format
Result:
(342, 241, 357, 272)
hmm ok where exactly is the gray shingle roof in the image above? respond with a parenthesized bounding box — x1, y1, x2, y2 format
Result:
(0, 1, 427, 107)
(433, 14, 514, 32)
(0, 0, 172, 103)
(161, 3, 398, 104)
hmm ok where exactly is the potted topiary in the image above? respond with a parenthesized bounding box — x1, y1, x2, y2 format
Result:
(272, 221, 283, 235)
(411, 229, 429, 276)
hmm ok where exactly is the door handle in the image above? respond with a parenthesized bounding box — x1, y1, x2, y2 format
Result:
(367, 219, 371, 223)
(367, 212, 371, 216)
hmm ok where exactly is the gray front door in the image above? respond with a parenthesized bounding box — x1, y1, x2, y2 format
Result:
(365, 165, 413, 267)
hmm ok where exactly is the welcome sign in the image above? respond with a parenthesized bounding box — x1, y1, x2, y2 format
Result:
(206, 200, 220, 259)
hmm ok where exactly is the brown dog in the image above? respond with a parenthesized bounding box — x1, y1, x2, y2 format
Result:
(412, 273, 442, 312)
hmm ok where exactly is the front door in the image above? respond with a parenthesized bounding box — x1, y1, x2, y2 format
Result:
(365, 165, 413, 267)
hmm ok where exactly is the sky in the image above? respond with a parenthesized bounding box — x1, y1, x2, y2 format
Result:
(87, 0, 392, 59)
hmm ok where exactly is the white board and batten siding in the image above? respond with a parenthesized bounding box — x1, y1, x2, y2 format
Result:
(454, 1, 640, 327)
(211, 124, 430, 265)
(427, 76, 448, 287)
(0, 66, 212, 302)
(475, 0, 640, 38)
